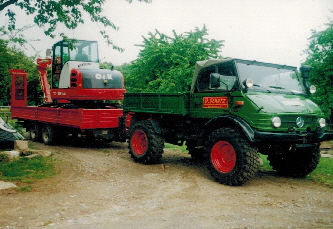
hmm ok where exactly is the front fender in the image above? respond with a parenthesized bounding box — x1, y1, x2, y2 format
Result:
(204, 115, 256, 142)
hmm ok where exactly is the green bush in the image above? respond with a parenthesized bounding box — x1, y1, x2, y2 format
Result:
(0, 157, 56, 182)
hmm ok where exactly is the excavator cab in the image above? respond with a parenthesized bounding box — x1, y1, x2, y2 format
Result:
(51, 40, 99, 89)
(46, 39, 125, 102)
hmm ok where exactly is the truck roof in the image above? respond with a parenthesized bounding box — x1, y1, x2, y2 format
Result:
(191, 58, 297, 93)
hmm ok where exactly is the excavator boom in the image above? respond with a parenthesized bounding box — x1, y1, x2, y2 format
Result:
(36, 58, 52, 103)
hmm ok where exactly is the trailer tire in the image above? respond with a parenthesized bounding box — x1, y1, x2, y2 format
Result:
(267, 144, 320, 178)
(128, 120, 164, 164)
(205, 127, 259, 186)
(42, 125, 58, 145)
(30, 122, 42, 142)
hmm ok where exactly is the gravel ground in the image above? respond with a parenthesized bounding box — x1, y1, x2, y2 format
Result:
(1, 140, 333, 229)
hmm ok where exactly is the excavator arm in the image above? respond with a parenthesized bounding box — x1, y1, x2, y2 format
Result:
(36, 58, 52, 103)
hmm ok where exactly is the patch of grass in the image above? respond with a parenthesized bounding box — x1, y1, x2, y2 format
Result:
(17, 185, 33, 192)
(165, 143, 188, 154)
(259, 154, 273, 172)
(0, 157, 57, 183)
(307, 157, 333, 186)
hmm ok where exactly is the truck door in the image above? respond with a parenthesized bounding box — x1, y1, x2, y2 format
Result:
(189, 62, 238, 118)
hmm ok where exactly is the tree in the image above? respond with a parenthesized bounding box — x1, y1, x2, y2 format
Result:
(127, 26, 224, 92)
(0, 0, 150, 51)
(0, 38, 41, 106)
(303, 18, 333, 122)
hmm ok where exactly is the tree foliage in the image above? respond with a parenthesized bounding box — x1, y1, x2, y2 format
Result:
(0, 37, 41, 106)
(127, 26, 224, 92)
(304, 19, 333, 121)
(0, 0, 150, 50)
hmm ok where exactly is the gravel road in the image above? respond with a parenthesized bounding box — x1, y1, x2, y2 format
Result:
(1, 140, 333, 228)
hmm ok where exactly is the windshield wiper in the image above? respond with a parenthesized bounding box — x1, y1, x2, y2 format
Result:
(252, 84, 271, 93)
(269, 86, 303, 95)
(269, 86, 285, 90)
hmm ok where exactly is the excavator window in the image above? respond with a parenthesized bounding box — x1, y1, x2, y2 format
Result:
(52, 45, 62, 88)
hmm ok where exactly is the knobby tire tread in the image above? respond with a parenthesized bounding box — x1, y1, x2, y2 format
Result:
(206, 127, 259, 186)
(128, 120, 164, 164)
(268, 145, 320, 177)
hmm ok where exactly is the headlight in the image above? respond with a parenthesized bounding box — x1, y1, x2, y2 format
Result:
(243, 78, 254, 88)
(309, 85, 316, 94)
(318, 118, 326, 128)
(272, 117, 281, 128)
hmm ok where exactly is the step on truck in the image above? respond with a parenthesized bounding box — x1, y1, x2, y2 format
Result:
(125, 58, 333, 186)
(10, 39, 128, 145)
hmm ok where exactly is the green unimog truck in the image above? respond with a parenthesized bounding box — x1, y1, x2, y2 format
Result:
(124, 58, 333, 186)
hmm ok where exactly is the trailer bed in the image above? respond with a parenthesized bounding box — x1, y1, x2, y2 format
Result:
(11, 106, 123, 130)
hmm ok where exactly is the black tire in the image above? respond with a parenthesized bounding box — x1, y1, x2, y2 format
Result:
(205, 127, 259, 186)
(186, 140, 205, 162)
(30, 122, 42, 142)
(42, 124, 58, 145)
(267, 144, 320, 177)
(128, 120, 164, 164)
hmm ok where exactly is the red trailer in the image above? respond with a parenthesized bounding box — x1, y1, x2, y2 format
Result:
(10, 40, 128, 145)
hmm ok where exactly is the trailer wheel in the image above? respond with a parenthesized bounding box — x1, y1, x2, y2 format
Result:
(42, 125, 58, 145)
(30, 122, 42, 142)
(205, 127, 259, 186)
(128, 120, 164, 164)
(267, 144, 320, 177)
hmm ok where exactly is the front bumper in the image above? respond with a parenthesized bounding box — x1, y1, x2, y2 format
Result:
(253, 130, 333, 143)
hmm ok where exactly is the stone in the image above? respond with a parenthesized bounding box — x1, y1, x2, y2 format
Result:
(26, 149, 52, 157)
(0, 181, 17, 190)
(14, 140, 29, 152)
(1, 151, 20, 162)
(24, 154, 41, 159)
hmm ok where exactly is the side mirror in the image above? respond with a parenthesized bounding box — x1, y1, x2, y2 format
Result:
(300, 65, 312, 78)
(210, 73, 220, 88)
(300, 65, 315, 94)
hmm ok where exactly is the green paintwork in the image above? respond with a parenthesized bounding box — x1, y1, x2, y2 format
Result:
(124, 92, 190, 115)
(124, 58, 329, 136)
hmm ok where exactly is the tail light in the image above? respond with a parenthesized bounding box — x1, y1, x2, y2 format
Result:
(70, 69, 82, 88)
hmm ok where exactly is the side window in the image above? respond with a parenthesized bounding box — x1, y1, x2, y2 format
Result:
(197, 68, 214, 92)
(214, 64, 237, 91)
(209, 74, 237, 91)
(52, 45, 62, 88)
(62, 46, 69, 63)
(197, 64, 238, 92)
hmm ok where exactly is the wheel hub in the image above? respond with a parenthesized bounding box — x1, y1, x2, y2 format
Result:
(211, 141, 236, 173)
(131, 130, 148, 155)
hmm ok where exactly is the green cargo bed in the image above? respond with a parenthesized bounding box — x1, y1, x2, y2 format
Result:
(124, 92, 190, 115)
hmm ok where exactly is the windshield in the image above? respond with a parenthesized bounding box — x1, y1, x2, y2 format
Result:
(68, 40, 99, 62)
(235, 60, 304, 94)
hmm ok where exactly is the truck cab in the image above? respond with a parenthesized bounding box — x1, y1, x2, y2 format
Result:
(190, 59, 330, 142)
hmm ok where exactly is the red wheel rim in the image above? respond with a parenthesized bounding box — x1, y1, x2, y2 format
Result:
(131, 130, 147, 155)
(211, 141, 236, 173)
